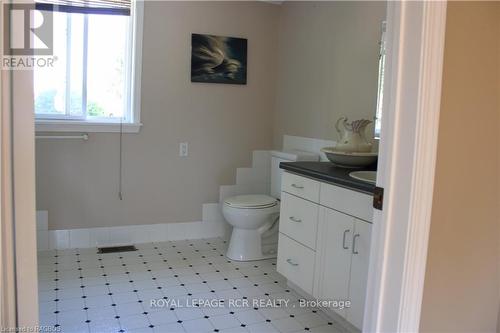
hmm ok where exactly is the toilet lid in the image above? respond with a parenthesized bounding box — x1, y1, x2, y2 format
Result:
(224, 195, 278, 209)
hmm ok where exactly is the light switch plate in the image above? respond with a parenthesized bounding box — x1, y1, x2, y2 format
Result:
(179, 142, 188, 157)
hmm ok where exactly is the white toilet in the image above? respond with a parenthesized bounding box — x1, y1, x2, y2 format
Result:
(223, 150, 318, 261)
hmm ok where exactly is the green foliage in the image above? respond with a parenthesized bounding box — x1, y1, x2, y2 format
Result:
(34, 89, 58, 114)
(88, 101, 105, 117)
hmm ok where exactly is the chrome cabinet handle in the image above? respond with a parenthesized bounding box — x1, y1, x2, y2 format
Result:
(352, 234, 360, 254)
(286, 259, 299, 266)
(289, 216, 302, 223)
(291, 183, 304, 189)
(342, 229, 350, 250)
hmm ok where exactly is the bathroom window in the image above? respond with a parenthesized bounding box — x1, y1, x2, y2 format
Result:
(374, 21, 386, 139)
(34, 0, 143, 132)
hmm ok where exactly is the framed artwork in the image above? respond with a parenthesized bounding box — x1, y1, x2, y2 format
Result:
(191, 33, 247, 85)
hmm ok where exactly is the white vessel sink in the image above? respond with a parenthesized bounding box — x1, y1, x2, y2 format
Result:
(349, 171, 377, 184)
(321, 147, 378, 168)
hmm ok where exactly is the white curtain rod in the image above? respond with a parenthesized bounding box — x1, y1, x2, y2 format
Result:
(35, 134, 89, 141)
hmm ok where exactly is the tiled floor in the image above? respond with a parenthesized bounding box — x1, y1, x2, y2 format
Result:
(38, 238, 349, 333)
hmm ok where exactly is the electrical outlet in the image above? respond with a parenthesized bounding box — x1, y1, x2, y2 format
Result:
(179, 142, 188, 157)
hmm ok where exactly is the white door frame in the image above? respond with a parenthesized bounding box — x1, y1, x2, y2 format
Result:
(364, 1, 447, 332)
(2, 0, 448, 331)
(0, 0, 39, 328)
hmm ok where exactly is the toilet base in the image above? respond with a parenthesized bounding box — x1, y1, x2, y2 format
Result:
(226, 228, 277, 261)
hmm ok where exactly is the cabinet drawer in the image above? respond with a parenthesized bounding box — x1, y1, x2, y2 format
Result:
(277, 233, 316, 295)
(320, 183, 373, 222)
(280, 192, 319, 250)
(282, 172, 320, 203)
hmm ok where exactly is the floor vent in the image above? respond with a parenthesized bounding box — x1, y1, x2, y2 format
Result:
(97, 245, 137, 254)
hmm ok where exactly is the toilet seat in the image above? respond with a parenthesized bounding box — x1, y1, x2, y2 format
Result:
(224, 194, 278, 209)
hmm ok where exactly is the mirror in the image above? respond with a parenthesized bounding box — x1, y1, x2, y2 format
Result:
(272, 1, 388, 146)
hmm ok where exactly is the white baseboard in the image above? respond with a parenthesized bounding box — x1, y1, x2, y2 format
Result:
(36, 219, 228, 251)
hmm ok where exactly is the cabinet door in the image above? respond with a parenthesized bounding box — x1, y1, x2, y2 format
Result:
(316, 207, 354, 318)
(346, 220, 372, 330)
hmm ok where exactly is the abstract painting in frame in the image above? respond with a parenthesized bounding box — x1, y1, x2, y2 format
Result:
(191, 33, 247, 85)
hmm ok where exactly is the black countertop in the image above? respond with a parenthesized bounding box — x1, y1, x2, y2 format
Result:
(280, 161, 376, 195)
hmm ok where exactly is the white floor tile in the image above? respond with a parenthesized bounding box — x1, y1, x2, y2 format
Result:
(258, 307, 289, 320)
(271, 317, 304, 333)
(185, 283, 211, 294)
(58, 309, 87, 323)
(181, 318, 214, 333)
(219, 327, 248, 333)
(234, 309, 265, 325)
(153, 322, 185, 333)
(57, 322, 90, 333)
(148, 309, 178, 325)
(85, 295, 113, 308)
(128, 327, 155, 333)
(295, 312, 329, 329)
(119, 313, 150, 330)
(309, 324, 344, 333)
(246, 322, 279, 333)
(38, 238, 347, 333)
(57, 298, 86, 312)
(208, 314, 242, 330)
(174, 307, 205, 321)
(113, 291, 140, 304)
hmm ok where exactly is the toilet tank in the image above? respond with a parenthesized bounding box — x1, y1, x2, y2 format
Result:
(270, 150, 319, 199)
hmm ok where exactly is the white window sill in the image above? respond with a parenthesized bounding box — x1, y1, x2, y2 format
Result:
(35, 120, 142, 133)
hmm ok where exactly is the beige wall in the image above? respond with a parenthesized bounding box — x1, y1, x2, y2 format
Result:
(272, 1, 386, 147)
(36, 1, 386, 230)
(420, 2, 500, 332)
(36, 1, 279, 229)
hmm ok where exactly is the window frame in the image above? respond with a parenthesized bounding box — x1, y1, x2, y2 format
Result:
(35, 0, 143, 133)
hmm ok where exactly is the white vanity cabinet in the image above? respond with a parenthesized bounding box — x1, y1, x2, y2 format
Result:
(277, 171, 373, 330)
(315, 207, 372, 329)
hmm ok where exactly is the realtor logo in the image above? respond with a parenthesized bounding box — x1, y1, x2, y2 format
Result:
(3, 3, 53, 56)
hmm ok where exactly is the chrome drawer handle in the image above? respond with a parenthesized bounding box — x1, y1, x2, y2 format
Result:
(352, 234, 360, 254)
(286, 259, 299, 266)
(289, 216, 302, 223)
(291, 183, 304, 189)
(342, 229, 350, 250)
